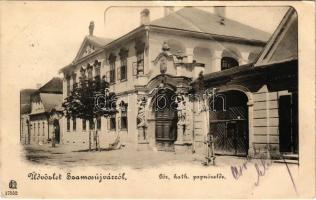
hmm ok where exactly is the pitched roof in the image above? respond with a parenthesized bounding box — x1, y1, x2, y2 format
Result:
(20, 89, 36, 114)
(255, 7, 297, 66)
(40, 93, 63, 112)
(38, 77, 63, 94)
(150, 7, 271, 42)
(86, 35, 113, 47)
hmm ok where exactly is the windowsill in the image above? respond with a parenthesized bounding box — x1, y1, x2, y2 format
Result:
(109, 82, 116, 85)
(120, 79, 127, 82)
(120, 128, 128, 131)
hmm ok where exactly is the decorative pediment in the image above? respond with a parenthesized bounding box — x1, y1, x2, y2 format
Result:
(73, 37, 101, 62)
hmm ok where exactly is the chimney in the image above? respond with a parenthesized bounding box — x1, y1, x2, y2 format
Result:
(140, 8, 150, 25)
(214, 6, 226, 25)
(89, 21, 94, 36)
(36, 83, 42, 89)
(164, 6, 174, 16)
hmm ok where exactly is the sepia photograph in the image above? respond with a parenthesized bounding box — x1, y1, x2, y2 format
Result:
(1, 1, 315, 199)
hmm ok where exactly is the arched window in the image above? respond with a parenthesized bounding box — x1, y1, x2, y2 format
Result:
(221, 57, 239, 70)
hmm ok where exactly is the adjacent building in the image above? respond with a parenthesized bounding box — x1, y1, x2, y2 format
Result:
(28, 77, 63, 144)
(20, 89, 37, 144)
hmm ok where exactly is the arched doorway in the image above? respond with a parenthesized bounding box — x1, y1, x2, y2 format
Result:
(153, 88, 178, 151)
(209, 90, 249, 156)
(53, 119, 60, 144)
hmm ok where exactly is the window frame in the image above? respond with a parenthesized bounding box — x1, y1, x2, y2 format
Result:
(73, 118, 76, 131)
(221, 57, 239, 71)
(82, 119, 86, 131)
(66, 117, 70, 132)
(110, 114, 116, 131)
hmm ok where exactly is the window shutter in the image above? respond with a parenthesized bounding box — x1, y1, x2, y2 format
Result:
(117, 67, 121, 81)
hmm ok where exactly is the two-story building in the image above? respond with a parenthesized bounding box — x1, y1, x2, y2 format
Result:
(59, 7, 272, 152)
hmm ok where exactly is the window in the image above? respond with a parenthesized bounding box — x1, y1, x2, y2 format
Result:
(119, 48, 128, 81)
(67, 117, 70, 132)
(89, 119, 94, 130)
(38, 122, 40, 136)
(42, 122, 45, 136)
(109, 54, 116, 83)
(136, 51, 144, 75)
(82, 119, 86, 131)
(72, 73, 77, 89)
(97, 116, 101, 130)
(94, 64, 101, 89)
(221, 57, 239, 70)
(121, 103, 128, 130)
(110, 115, 116, 130)
(87, 65, 93, 80)
(120, 57, 127, 81)
(73, 118, 76, 131)
(34, 123, 36, 136)
(66, 76, 71, 96)
(135, 42, 145, 75)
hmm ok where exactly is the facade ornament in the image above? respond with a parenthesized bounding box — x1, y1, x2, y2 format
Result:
(177, 94, 186, 126)
(137, 96, 147, 128)
(162, 41, 170, 52)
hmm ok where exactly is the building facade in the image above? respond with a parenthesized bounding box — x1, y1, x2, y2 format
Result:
(59, 7, 298, 159)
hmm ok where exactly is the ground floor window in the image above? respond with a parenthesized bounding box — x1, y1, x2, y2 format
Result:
(119, 101, 128, 130)
(109, 115, 116, 131)
(97, 117, 101, 130)
(82, 119, 86, 131)
(67, 118, 70, 132)
(89, 119, 94, 130)
(73, 118, 76, 131)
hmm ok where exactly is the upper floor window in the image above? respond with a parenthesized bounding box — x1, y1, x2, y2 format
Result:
(109, 54, 116, 84)
(119, 48, 128, 81)
(94, 61, 101, 89)
(135, 42, 145, 76)
(87, 65, 93, 80)
(66, 76, 71, 96)
(72, 73, 77, 89)
(221, 57, 239, 71)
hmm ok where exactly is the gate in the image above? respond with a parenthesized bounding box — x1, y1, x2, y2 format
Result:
(209, 91, 249, 156)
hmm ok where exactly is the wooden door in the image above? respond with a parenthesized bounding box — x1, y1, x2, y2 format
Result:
(154, 90, 177, 151)
(279, 95, 298, 153)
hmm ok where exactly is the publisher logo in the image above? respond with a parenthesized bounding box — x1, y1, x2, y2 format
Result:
(8, 180, 17, 189)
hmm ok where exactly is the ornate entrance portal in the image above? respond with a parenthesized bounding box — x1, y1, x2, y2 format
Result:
(154, 89, 177, 151)
(209, 90, 249, 156)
